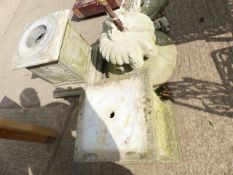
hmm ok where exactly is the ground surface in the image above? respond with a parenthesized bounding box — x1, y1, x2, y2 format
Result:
(0, 0, 232, 174)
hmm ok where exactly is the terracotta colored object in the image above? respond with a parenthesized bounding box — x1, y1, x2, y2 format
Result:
(73, 0, 121, 18)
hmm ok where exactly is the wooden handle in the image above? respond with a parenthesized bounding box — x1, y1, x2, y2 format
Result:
(0, 118, 59, 143)
(98, 0, 124, 31)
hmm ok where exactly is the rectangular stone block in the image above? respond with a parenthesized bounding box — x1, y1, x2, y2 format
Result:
(74, 72, 180, 163)
(12, 10, 99, 86)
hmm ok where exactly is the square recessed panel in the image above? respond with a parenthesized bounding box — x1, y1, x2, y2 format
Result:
(74, 73, 157, 163)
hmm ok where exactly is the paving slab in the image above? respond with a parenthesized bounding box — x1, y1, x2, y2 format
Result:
(0, 0, 232, 175)
(0, 0, 22, 40)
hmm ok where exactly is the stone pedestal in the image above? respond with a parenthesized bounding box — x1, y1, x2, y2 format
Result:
(12, 10, 103, 95)
(74, 72, 180, 163)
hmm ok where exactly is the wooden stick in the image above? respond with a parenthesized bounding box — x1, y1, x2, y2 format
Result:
(0, 118, 59, 143)
(98, 0, 124, 31)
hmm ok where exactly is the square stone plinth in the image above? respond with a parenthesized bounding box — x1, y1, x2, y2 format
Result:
(74, 72, 179, 163)
(74, 72, 156, 163)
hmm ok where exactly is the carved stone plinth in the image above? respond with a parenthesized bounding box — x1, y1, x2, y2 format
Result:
(12, 10, 103, 95)
(74, 72, 180, 163)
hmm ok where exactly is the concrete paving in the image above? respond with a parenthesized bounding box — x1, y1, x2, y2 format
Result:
(0, 0, 232, 175)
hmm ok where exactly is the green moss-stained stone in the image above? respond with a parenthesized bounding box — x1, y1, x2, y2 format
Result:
(143, 31, 177, 86)
(14, 10, 92, 85)
(59, 22, 91, 81)
(29, 22, 91, 84)
(152, 92, 180, 162)
(74, 71, 180, 163)
(29, 64, 79, 84)
(141, 0, 169, 19)
(107, 31, 177, 86)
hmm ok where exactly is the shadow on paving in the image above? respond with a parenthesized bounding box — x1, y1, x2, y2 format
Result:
(165, 0, 233, 44)
(161, 0, 233, 119)
(0, 87, 78, 175)
(73, 162, 134, 175)
(168, 78, 233, 118)
(2, 0, 233, 174)
(0, 88, 134, 175)
(167, 47, 233, 118)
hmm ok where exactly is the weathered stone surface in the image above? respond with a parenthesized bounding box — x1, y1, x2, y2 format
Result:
(12, 10, 70, 69)
(143, 31, 177, 86)
(107, 31, 177, 86)
(53, 43, 104, 97)
(1, 0, 233, 174)
(141, 0, 168, 19)
(12, 10, 95, 86)
(29, 21, 92, 84)
(74, 72, 179, 163)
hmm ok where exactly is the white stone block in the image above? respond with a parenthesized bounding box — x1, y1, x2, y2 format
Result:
(75, 72, 157, 162)
(12, 10, 102, 87)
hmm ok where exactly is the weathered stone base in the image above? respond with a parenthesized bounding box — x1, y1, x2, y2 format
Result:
(74, 72, 180, 163)
(53, 44, 104, 98)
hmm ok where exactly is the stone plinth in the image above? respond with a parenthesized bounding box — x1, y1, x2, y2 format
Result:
(12, 10, 98, 86)
(74, 72, 180, 163)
